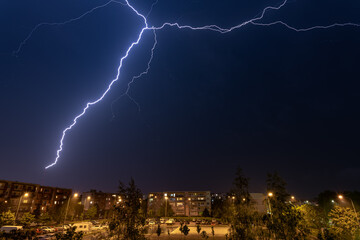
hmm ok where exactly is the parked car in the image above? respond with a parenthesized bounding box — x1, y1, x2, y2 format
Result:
(160, 218, 166, 224)
(38, 234, 56, 240)
(166, 219, 175, 225)
(148, 220, 156, 226)
(41, 226, 55, 233)
(0, 225, 23, 233)
(72, 222, 93, 232)
(92, 225, 102, 231)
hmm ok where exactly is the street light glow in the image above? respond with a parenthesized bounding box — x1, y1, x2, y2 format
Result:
(338, 195, 344, 200)
(74, 193, 79, 198)
(268, 192, 273, 197)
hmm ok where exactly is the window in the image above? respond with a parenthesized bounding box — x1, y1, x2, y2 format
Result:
(23, 200, 28, 203)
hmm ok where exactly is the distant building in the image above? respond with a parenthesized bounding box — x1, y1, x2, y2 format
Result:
(148, 191, 211, 217)
(212, 192, 267, 213)
(250, 193, 267, 213)
(0, 180, 72, 216)
(81, 190, 117, 218)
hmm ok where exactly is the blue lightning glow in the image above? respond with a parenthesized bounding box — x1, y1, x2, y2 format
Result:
(15, 0, 359, 169)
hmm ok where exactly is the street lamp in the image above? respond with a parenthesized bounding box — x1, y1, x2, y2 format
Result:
(338, 194, 359, 226)
(188, 198, 192, 217)
(164, 196, 168, 218)
(63, 193, 79, 232)
(267, 192, 274, 221)
(15, 192, 29, 224)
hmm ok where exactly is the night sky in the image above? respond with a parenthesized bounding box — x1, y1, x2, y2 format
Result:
(1, 0, 360, 199)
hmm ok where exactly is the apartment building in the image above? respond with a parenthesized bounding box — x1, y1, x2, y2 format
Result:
(0, 180, 72, 215)
(81, 190, 118, 218)
(148, 191, 211, 217)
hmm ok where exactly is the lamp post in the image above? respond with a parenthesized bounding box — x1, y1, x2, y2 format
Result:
(63, 193, 78, 232)
(14, 192, 29, 224)
(267, 192, 273, 221)
(188, 198, 191, 217)
(164, 195, 168, 218)
(338, 194, 359, 226)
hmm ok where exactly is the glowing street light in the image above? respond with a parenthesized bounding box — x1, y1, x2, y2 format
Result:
(63, 193, 79, 232)
(267, 192, 274, 223)
(15, 192, 29, 224)
(164, 195, 169, 218)
(338, 194, 359, 226)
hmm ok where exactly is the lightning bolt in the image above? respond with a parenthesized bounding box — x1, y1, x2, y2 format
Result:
(14, 0, 359, 169)
(146, 0, 159, 18)
(111, 29, 157, 117)
(13, 0, 126, 56)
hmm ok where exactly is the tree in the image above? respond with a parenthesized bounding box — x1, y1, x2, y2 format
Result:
(19, 212, 35, 228)
(211, 197, 225, 219)
(0, 202, 7, 214)
(266, 172, 306, 240)
(156, 224, 162, 238)
(230, 167, 251, 203)
(182, 224, 190, 238)
(328, 206, 360, 240)
(39, 212, 52, 224)
(196, 224, 202, 235)
(202, 208, 210, 217)
(0, 210, 15, 226)
(49, 204, 66, 224)
(297, 203, 327, 236)
(108, 178, 146, 240)
(266, 171, 289, 202)
(160, 201, 175, 217)
(85, 205, 98, 220)
(201, 231, 209, 239)
(317, 190, 337, 216)
(226, 167, 257, 239)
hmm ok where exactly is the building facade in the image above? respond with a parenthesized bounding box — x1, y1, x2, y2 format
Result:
(81, 190, 118, 218)
(148, 191, 211, 217)
(0, 180, 72, 216)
